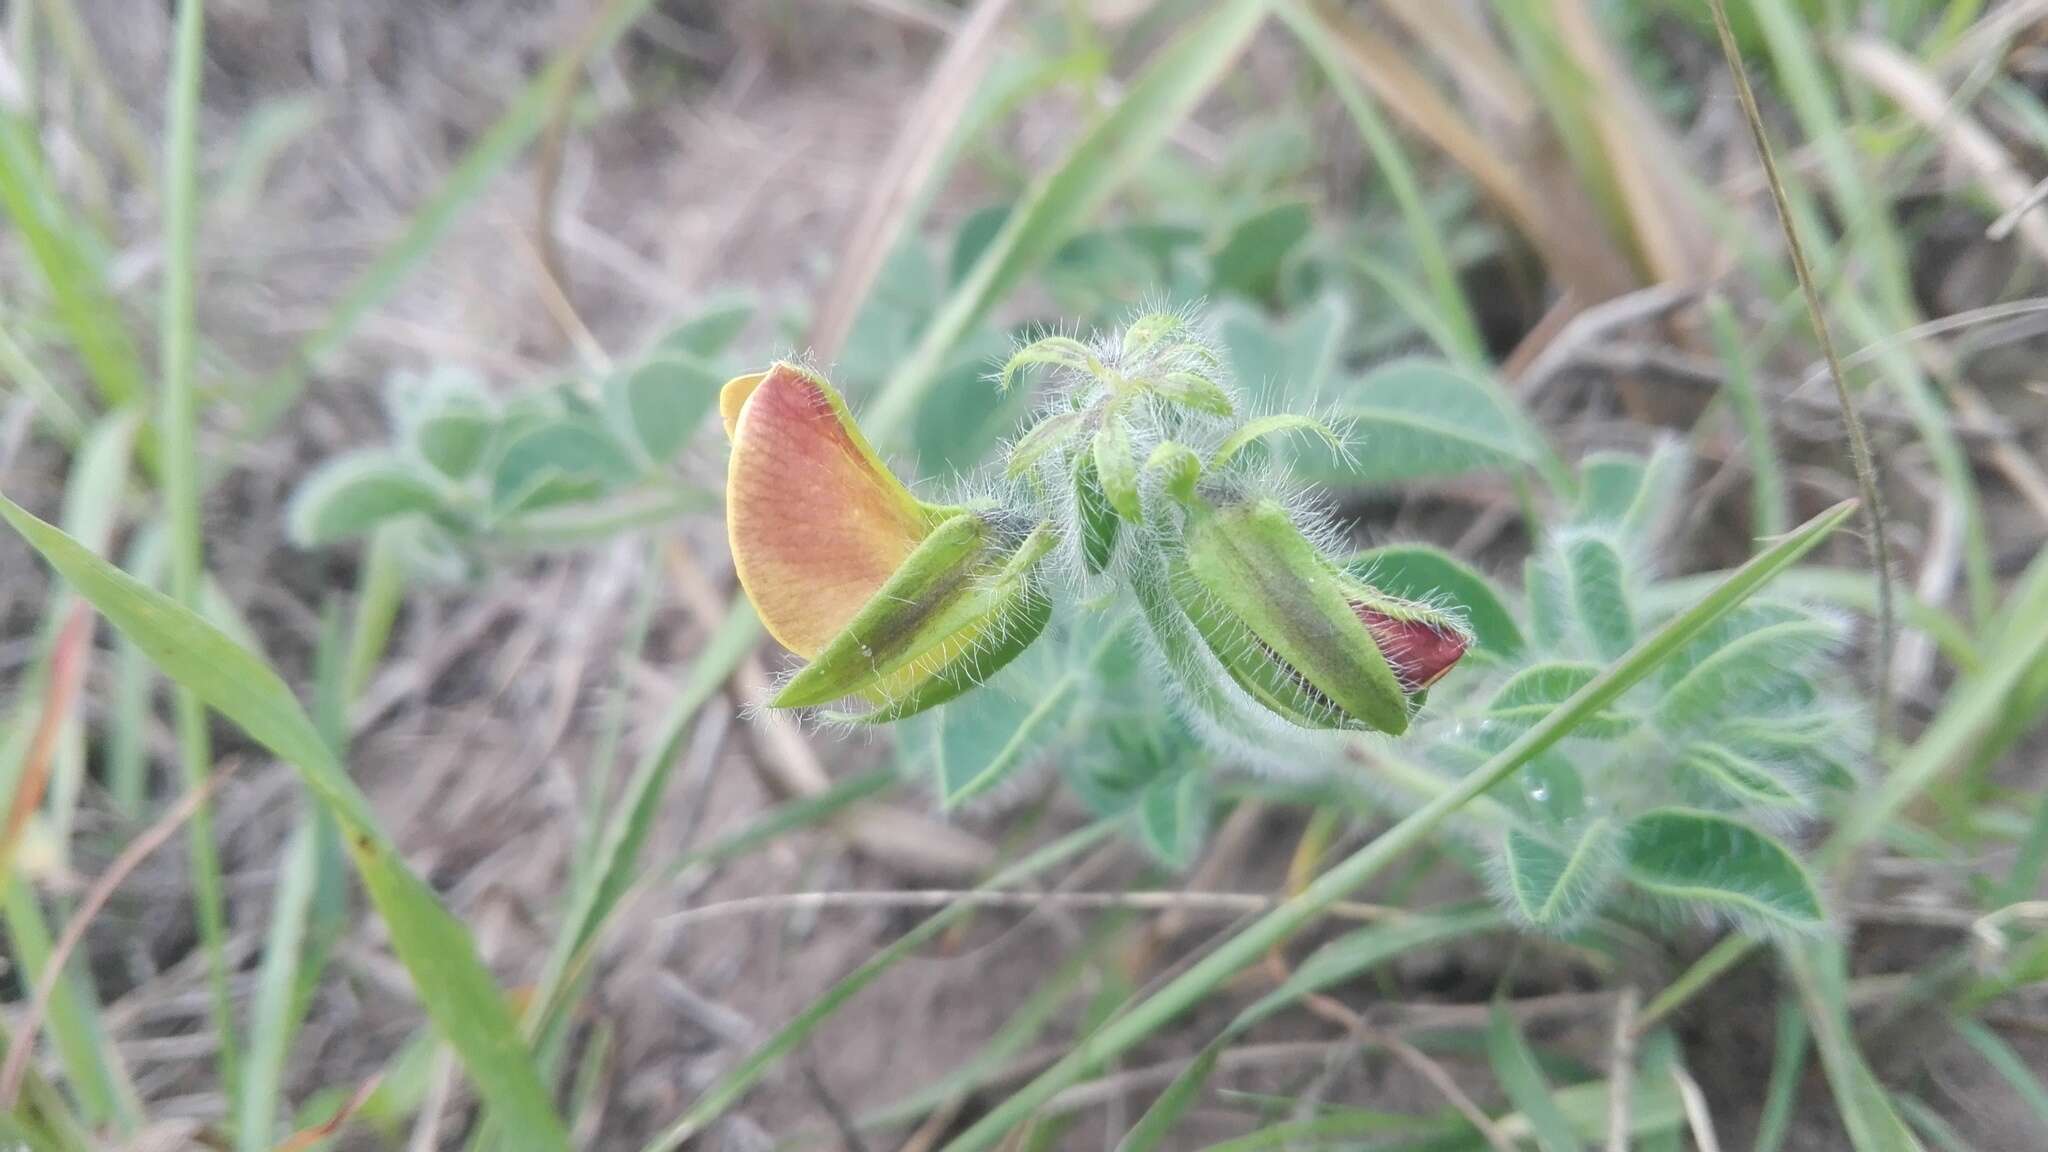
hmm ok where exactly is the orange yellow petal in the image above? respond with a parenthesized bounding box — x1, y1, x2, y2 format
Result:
(725, 362, 945, 657)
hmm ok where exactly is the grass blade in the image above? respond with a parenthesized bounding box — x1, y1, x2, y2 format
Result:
(1784, 939, 1924, 1152)
(640, 820, 1118, 1152)
(159, 0, 238, 1099)
(862, 0, 1272, 442)
(1487, 1001, 1585, 1152)
(0, 113, 146, 414)
(1753, 993, 1809, 1152)
(1950, 1017, 2048, 1129)
(1281, 0, 1482, 367)
(237, 607, 352, 1152)
(249, 0, 659, 443)
(1704, 292, 1788, 541)
(0, 499, 572, 1152)
(1704, 0, 1896, 737)
(938, 500, 1855, 1152)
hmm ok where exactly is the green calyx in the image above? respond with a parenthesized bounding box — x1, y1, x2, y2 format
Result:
(1174, 498, 1413, 735)
(1074, 454, 1121, 575)
(775, 512, 1055, 719)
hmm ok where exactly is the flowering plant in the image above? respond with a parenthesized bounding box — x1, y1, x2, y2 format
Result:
(721, 314, 1849, 935)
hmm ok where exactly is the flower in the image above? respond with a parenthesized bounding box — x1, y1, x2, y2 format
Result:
(722, 363, 1050, 719)
(1174, 498, 1469, 735)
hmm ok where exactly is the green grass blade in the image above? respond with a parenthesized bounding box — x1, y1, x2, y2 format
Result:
(1828, 546, 2048, 860)
(0, 880, 140, 1131)
(938, 500, 1855, 1152)
(159, 0, 238, 1100)
(640, 820, 1119, 1152)
(1120, 906, 1506, 1149)
(1705, 292, 1788, 541)
(0, 499, 572, 1152)
(1281, 0, 1482, 368)
(248, 0, 658, 442)
(0, 113, 146, 414)
(862, 0, 1272, 442)
(0, 319, 88, 441)
(1950, 1017, 2048, 1129)
(1753, 993, 1809, 1152)
(525, 601, 759, 1032)
(235, 815, 321, 1152)
(1487, 1000, 1586, 1152)
(1785, 939, 1924, 1152)
(237, 607, 352, 1152)
(1895, 1096, 1981, 1152)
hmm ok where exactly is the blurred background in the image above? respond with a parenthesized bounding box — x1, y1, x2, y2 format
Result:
(3, 0, 2048, 1149)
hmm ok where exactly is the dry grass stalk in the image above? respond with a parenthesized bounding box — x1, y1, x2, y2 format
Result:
(1705, 0, 1897, 739)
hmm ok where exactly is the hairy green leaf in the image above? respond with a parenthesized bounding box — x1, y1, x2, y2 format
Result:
(288, 452, 444, 546)
(1622, 808, 1824, 932)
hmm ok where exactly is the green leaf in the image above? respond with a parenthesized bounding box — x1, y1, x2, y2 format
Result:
(1565, 535, 1635, 660)
(1526, 554, 1570, 650)
(1657, 614, 1838, 730)
(1094, 416, 1141, 520)
(1621, 808, 1824, 933)
(1208, 413, 1344, 471)
(0, 499, 572, 1152)
(491, 418, 638, 515)
(863, 0, 1272, 442)
(914, 333, 1033, 479)
(948, 203, 1012, 285)
(1208, 200, 1311, 300)
(288, 451, 445, 546)
(1217, 294, 1347, 409)
(998, 336, 1100, 391)
(1306, 357, 1543, 487)
(1487, 662, 1636, 738)
(1576, 453, 1647, 524)
(1346, 544, 1524, 659)
(1487, 1000, 1586, 1152)
(1501, 819, 1616, 931)
(1006, 409, 1088, 477)
(603, 353, 721, 465)
(415, 409, 495, 480)
(1136, 769, 1209, 869)
(933, 661, 1080, 808)
(656, 293, 754, 359)
(1681, 742, 1810, 811)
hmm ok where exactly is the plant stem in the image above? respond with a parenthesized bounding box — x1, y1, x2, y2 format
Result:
(1704, 0, 1896, 740)
(161, 0, 239, 1101)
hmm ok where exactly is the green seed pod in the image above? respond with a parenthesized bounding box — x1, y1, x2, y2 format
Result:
(775, 512, 1055, 718)
(1172, 499, 1469, 736)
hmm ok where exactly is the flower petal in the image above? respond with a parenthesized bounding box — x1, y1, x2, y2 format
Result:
(1354, 605, 1470, 693)
(725, 362, 947, 657)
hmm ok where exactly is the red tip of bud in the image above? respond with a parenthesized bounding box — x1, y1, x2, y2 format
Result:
(1354, 605, 1469, 693)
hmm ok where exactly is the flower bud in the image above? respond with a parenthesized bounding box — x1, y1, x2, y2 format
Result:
(1173, 499, 1469, 735)
(721, 362, 1051, 720)
(774, 511, 1054, 719)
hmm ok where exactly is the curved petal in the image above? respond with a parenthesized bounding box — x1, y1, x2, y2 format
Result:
(724, 363, 946, 657)
(1354, 605, 1470, 693)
